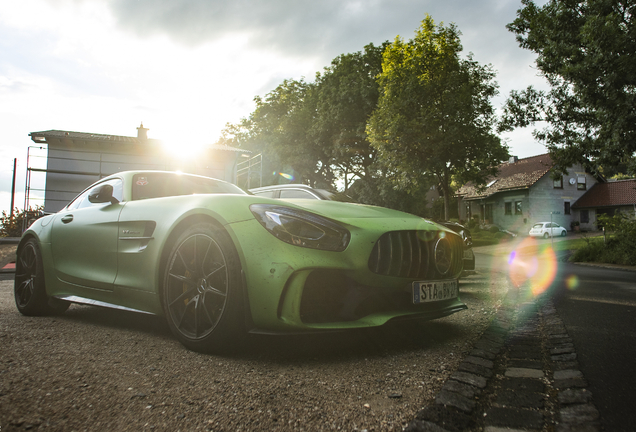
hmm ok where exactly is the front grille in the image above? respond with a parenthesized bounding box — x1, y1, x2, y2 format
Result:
(368, 230, 463, 279)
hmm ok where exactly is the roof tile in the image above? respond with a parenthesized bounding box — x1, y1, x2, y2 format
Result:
(458, 154, 553, 199)
(572, 180, 636, 208)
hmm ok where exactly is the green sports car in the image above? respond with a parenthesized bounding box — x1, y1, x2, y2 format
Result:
(15, 171, 467, 352)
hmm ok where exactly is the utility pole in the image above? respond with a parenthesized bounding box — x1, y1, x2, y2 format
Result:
(10, 158, 16, 217)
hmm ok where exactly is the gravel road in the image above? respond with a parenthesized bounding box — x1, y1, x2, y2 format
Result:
(1, 269, 509, 431)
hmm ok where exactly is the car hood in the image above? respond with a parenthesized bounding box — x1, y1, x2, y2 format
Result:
(280, 199, 443, 231)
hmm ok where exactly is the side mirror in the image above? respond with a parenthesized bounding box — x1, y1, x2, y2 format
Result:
(88, 184, 119, 205)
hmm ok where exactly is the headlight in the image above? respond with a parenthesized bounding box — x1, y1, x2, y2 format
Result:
(250, 204, 350, 251)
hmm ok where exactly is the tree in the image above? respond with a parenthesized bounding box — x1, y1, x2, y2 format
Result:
(368, 15, 508, 219)
(501, 0, 636, 176)
(313, 43, 388, 191)
(225, 43, 388, 192)
(231, 79, 336, 188)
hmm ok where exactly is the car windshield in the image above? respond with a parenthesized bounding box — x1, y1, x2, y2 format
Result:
(533, 223, 544, 229)
(132, 173, 246, 200)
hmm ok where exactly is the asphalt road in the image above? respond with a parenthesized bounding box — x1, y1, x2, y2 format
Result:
(551, 263, 636, 432)
(473, 235, 636, 432)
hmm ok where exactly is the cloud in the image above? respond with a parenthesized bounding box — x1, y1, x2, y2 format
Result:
(106, 0, 527, 64)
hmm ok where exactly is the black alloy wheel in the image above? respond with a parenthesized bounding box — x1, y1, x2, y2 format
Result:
(163, 223, 244, 352)
(14, 238, 68, 316)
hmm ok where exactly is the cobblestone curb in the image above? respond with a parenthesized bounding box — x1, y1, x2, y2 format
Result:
(404, 289, 600, 432)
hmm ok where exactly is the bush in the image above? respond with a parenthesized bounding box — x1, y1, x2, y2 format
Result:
(0, 207, 44, 237)
(488, 225, 500, 234)
(571, 213, 636, 266)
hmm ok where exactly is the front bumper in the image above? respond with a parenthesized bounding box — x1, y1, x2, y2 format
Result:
(228, 219, 467, 332)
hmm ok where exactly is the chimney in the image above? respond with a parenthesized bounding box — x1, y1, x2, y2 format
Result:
(508, 156, 518, 164)
(137, 122, 149, 140)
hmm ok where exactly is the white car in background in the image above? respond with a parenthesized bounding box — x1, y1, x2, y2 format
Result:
(529, 222, 567, 238)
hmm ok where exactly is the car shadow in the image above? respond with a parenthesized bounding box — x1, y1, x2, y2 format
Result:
(58, 303, 472, 362)
(236, 319, 471, 362)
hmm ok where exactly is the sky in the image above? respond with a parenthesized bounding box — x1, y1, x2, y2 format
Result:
(0, 0, 550, 214)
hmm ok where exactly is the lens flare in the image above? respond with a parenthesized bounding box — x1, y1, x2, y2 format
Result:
(272, 171, 295, 181)
(566, 275, 579, 290)
(508, 236, 558, 297)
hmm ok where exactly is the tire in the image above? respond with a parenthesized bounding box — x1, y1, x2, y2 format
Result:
(543, 232, 549, 239)
(14, 238, 69, 316)
(162, 223, 245, 353)
(561, 230, 567, 237)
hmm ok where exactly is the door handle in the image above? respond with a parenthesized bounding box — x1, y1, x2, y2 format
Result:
(61, 214, 74, 224)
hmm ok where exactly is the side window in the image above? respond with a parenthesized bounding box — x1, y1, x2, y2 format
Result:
(66, 190, 89, 211)
(68, 179, 123, 210)
(110, 179, 124, 202)
(280, 189, 318, 199)
(252, 190, 276, 198)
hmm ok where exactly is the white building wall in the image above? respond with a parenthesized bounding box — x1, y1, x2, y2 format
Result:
(42, 140, 239, 213)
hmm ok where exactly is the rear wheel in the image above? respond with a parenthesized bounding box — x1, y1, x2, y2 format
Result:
(543, 232, 549, 239)
(14, 239, 69, 316)
(162, 223, 245, 353)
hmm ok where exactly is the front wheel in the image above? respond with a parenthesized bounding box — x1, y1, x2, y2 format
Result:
(561, 230, 567, 237)
(14, 239, 69, 316)
(543, 232, 549, 239)
(162, 223, 245, 353)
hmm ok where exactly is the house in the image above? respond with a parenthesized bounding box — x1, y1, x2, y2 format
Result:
(571, 179, 636, 230)
(456, 154, 600, 234)
(28, 124, 248, 213)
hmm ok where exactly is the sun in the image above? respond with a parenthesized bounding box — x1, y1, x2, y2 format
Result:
(161, 138, 208, 161)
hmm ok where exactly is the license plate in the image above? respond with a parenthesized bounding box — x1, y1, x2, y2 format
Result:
(463, 249, 474, 259)
(412, 279, 458, 304)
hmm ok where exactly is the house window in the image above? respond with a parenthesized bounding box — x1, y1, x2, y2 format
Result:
(577, 175, 586, 190)
(564, 202, 571, 215)
(553, 176, 563, 188)
(581, 209, 589, 223)
(515, 201, 522, 215)
(505, 202, 512, 215)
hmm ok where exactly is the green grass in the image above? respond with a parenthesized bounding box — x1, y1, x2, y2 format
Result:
(472, 230, 635, 266)
(548, 236, 603, 252)
(472, 231, 603, 251)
